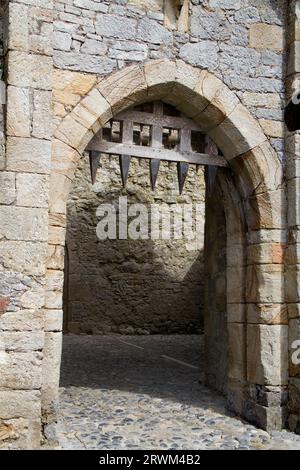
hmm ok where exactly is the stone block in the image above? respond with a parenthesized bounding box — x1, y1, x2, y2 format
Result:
(42, 332, 62, 411)
(54, 51, 116, 75)
(16, 173, 49, 208)
(51, 139, 80, 178)
(0, 310, 43, 331)
(6, 137, 51, 174)
(53, 31, 72, 51)
(81, 38, 107, 55)
(97, 65, 147, 115)
(54, 114, 94, 152)
(0, 351, 42, 389)
(247, 229, 286, 245)
(0, 206, 48, 241)
(259, 119, 284, 138)
(247, 304, 288, 325)
(53, 69, 97, 97)
(20, 286, 45, 310)
(230, 142, 283, 197)
(95, 14, 137, 40)
(47, 244, 64, 271)
(247, 324, 288, 386)
(227, 304, 245, 323)
(249, 24, 284, 51)
(210, 0, 241, 8)
(0, 241, 47, 276)
(44, 290, 63, 310)
(243, 402, 287, 431)
(6, 86, 30, 137)
(286, 244, 300, 265)
(195, 80, 239, 132)
(242, 92, 282, 109)
(44, 310, 63, 332)
(286, 266, 300, 303)
(46, 270, 64, 292)
(247, 243, 285, 265)
(247, 384, 288, 407)
(1, 331, 44, 351)
(136, 18, 172, 44)
(144, 59, 176, 98)
(246, 264, 284, 304)
(246, 189, 286, 230)
(0, 390, 40, 419)
(288, 303, 300, 319)
(209, 104, 266, 160)
(227, 379, 245, 416)
(0, 172, 16, 205)
(70, 93, 106, 136)
(49, 172, 73, 215)
(8, 51, 52, 90)
(0, 417, 41, 450)
(179, 41, 219, 70)
(32, 90, 52, 139)
(48, 225, 66, 246)
(8, 3, 29, 51)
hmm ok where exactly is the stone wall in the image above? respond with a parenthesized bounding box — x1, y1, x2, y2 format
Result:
(0, 6, 4, 167)
(0, 0, 297, 450)
(64, 153, 205, 335)
(52, 0, 286, 159)
(0, 0, 53, 449)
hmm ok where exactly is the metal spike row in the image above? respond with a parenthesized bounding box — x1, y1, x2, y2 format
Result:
(177, 162, 189, 195)
(150, 159, 160, 191)
(89, 151, 101, 184)
(119, 155, 131, 187)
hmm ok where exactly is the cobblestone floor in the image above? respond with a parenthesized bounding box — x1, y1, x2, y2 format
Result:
(58, 335, 300, 450)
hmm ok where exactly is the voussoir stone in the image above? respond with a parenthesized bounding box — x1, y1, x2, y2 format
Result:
(209, 103, 267, 160)
(97, 65, 148, 114)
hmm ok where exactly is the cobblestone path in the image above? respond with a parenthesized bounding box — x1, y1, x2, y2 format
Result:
(57, 335, 300, 450)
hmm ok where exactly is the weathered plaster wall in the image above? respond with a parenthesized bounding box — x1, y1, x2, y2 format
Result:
(65, 154, 205, 335)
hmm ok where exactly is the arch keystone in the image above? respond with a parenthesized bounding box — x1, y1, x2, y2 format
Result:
(143, 59, 176, 99)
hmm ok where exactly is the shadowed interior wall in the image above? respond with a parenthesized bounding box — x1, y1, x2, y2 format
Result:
(204, 170, 228, 395)
(64, 153, 206, 334)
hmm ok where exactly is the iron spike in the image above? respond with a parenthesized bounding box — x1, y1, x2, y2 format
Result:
(89, 151, 101, 184)
(119, 155, 131, 187)
(177, 162, 189, 195)
(150, 159, 160, 191)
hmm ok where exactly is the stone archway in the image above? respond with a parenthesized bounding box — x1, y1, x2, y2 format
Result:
(45, 59, 287, 432)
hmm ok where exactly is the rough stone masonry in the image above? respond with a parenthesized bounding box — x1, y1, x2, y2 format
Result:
(0, 0, 299, 450)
